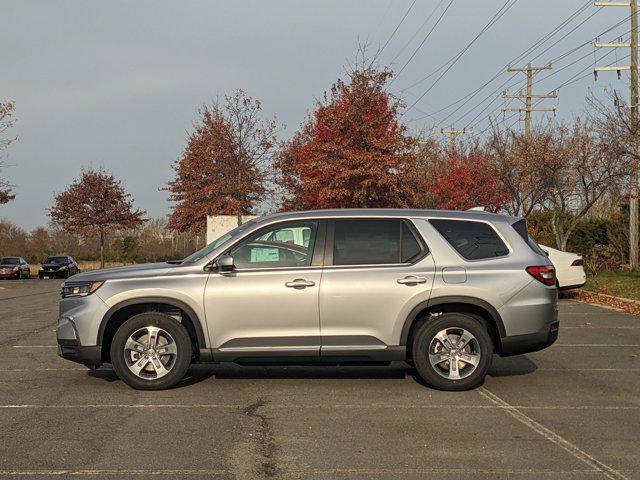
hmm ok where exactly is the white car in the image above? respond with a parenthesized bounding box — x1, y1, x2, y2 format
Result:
(539, 244, 586, 290)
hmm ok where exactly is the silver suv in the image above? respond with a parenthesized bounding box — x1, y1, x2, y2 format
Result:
(57, 209, 558, 391)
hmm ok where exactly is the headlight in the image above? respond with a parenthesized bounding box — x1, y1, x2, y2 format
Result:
(61, 281, 104, 298)
(60, 266, 68, 270)
(12, 266, 18, 271)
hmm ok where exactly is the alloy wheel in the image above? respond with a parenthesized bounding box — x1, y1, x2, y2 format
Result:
(428, 327, 481, 380)
(124, 326, 178, 380)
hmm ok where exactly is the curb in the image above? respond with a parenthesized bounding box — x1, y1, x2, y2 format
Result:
(580, 290, 640, 306)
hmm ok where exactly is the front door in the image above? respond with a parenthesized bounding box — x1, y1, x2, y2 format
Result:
(204, 220, 325, 359)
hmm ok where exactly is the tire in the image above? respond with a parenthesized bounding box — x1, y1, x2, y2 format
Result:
(110, 312, 192, 390)
(411, 313, 493, 391)
(38, 274, 44, 280)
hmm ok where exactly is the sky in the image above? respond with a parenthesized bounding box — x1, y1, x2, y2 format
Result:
(1, 0, 629, 230)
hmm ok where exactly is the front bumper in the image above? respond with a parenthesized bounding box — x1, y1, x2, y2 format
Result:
(40, 269, 65, 277)
(499, 320, 559, 356)
(56, 294, 109, 367)
(57, 339, 102, 367)
(0, 271, 19, 278)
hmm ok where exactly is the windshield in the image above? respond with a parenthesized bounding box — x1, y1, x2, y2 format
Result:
(181, 220, 257, 264)
(43, 257, 68, 264)
(0, 258, 19, 265)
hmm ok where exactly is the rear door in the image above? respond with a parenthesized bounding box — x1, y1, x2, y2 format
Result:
(318, 218, 435, 353)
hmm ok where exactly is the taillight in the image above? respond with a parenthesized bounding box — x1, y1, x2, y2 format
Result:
(571, 259, 583, 266)
(526, 265, 556, 286)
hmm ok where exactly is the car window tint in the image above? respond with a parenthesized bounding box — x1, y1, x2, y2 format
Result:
(429, 219, 508, 260)
(401, 222, 422, 262)
(333, 220, 401, 265)
(231, 222, 318, 269)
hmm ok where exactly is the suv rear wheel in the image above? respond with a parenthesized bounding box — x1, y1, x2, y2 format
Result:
(411, 313, 493, 391)
(110, 312, 192, 390)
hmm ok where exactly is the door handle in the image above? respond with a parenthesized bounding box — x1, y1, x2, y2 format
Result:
(285, 279, 316, 289)
(397, 276, 427, 285)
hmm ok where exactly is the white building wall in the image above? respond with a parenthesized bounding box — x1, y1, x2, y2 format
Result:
(206, 215, 257, 244)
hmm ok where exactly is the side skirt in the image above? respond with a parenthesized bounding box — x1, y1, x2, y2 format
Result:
(201, 346, 407, 364)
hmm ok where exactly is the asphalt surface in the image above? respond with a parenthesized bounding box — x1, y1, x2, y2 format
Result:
(0, 279, 639, 479)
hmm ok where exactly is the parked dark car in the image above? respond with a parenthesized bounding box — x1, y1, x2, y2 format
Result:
(39, 256, 80, 279)
(0, 257, 30, 279)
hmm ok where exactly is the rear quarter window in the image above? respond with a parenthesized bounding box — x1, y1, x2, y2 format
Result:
(429, 219, 509, 260)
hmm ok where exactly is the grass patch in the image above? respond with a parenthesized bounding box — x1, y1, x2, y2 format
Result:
(585, 270, 640, 302)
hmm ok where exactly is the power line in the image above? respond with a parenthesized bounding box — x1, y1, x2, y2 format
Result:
(441, 1, 603, 125)
(400, 0, 591, 96)
(390, 0, 455, 83)
(452, 19, 630, 129)
(389, 0, 447, 64)
(374, 0, 418, 62)
(403, 0, 519, 115)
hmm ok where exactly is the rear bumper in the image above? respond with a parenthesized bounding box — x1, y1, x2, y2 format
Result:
(559, 282, 585, 291)
(499, 321, 559, 356)
(57, 339, 102, 367)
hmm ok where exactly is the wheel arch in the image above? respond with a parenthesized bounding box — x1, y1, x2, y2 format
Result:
(400, 296, 506, 354)
(97, 297, 207, 363)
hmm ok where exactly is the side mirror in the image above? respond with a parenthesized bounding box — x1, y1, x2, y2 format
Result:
(216, 255, 235, 273)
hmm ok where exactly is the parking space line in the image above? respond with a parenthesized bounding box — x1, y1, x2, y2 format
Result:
(554, 344, 640, 347)
(562, 326, 640, 329)
(11, 345, 57, 348)
(478, 387, 629, 480)
(0, 403, 638, 410)
(0, 290, 59, 301)
(0, 468, 609, 476)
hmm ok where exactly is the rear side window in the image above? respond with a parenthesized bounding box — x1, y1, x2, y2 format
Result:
(332, 219, 425, 266)
(429, 219, 508, 260)
(402, 222, 422, 262)
(511, 219, 547, 256)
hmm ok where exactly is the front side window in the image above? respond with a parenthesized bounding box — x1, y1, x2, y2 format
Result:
(332, 219, 423, 266)
(429, 219, 509, 260)
(230, 221, 318, 269)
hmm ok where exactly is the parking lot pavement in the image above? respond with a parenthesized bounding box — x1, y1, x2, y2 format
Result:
(0, 281, 638, 479)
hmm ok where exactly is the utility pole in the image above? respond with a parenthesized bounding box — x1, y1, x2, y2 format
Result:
(438, 125, 472, 158)
(502, 63, 558, 137)
(594, 1, 639, 271)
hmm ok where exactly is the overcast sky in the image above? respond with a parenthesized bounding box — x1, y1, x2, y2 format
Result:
(1, 0, 626, 230)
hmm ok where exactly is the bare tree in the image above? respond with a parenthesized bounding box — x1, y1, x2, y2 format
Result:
(0, 101, 17, 204)
(485, 122, 553, 217)
(539, 119, 631, 250)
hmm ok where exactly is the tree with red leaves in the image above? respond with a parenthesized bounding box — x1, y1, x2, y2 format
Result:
(427, 151, 511, 212)
(48, 168, 146, 268)
(276, 63, 420, 210)
(166, 90, 277, 232)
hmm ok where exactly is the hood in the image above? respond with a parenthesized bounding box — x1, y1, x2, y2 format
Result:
(70, 262, 177, 282)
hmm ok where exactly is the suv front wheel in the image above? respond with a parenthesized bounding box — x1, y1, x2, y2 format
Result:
(411, 313, 493, 391)
(110, 312, 192, 390)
